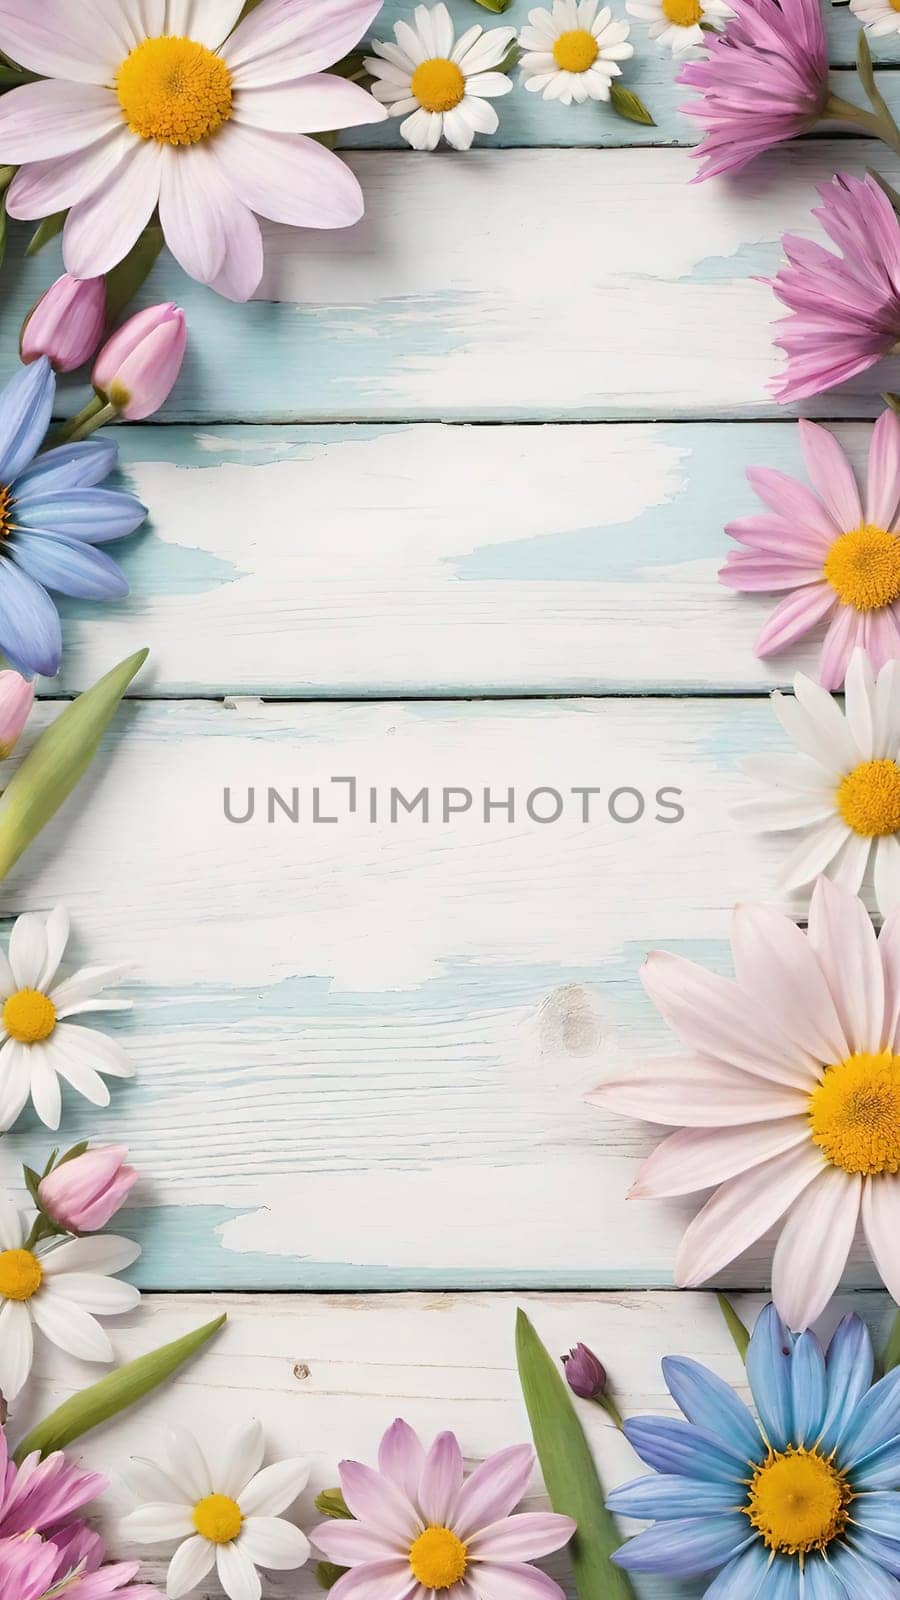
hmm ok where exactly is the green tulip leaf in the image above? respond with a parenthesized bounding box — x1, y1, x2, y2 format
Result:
(609, 84, 655, 126)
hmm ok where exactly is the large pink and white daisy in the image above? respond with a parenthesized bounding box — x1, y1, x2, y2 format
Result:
(0, 0, 387, 302)
(590, 876, 900, 1332)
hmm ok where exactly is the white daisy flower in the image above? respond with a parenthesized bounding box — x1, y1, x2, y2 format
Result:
(366, 2, 516, 151)
(851, 0, 900, 34)
(0, 1198, 140, 1401)
(737, 650, 900, 914)
(0, 905, 133, 1133)
(520, 1, 634, 105)
(121, 1423, 310, 1600)
(626, 0, 731, 53)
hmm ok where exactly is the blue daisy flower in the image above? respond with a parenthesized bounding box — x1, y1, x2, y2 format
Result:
(609, 1303, 900, 1598)
(0, 356, 147, 678)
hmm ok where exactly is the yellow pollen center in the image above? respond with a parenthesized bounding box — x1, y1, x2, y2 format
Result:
(0, 486, 12, 539)
(116, 36, 233, 147)
(746, 1448, 851, 1555)
(411, 58, 466, 113)
(553, 29, 600, 71)
(661, 0, 703, 25)
(192, 1494, 243, 1544)
(810, 1050, 900, 1176)
(0, 1248, 42, 1302)
(3, 988, 56, 1044)
(409, 1527, 468, 1590)
(824, 523, 900, 611)
(891, 0, 900, 13)
(837, 758, 900, 837)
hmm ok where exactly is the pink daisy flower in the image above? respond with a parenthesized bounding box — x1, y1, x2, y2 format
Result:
(589, 875, 900, 1333)
(678, 0, 829, 181)
(721, 409, 900, 689)
(769, 172, 900, 402)
(0, 0, 388, 302)
(312, 1419, 576, 1600)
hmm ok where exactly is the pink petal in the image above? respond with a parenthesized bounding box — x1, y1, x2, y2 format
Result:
(745, 465, 840, 541)
(338, 1463, 419, 1545)
(0, 0, 123, 80)
(454, 1447, 534, 1542)
(158, 144, 230, 287)
(674, 1142, 825, 1288)
(235, 74, 387, 133)
(63, 138, 162, 277)
(330, 1560, 421, 1600)
(6, 128, 133, 219)
(470, 1564, 565, 1600)
(771, 1166, 860, 1332)
(867, 604, 900, 675)
(798, 420, 862, 533)
(588, 1055, 810, 1128)
(468, 1515, 576, 1561)
(223, 0, 384, 85)
(867, 408, 900, 529)
(210, 121, 363, 228)
(209, 200, 264, 303)
(0, 80, 120, 163)
(754, 584, 836, 659)
(631, 1119, 810, 1199)
(312, 1522, 407, 1568)
(807, 875, 884, 1055)
(880, 909, 900, 1051)
(719, 552, 828, 592)
(730, 902, 849, 1063)
(419, 1433, 464, 1528)
(378, 1421, 426, 1505)
(724, 513, 830, 560)
(820, 604, 867, 691)
(862, 1174, 900, 1302)
(163, 0, 246, 48)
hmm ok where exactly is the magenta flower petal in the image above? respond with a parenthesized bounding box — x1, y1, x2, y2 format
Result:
(378, 1420, 426, 1503)
(467, 1514, 578, 1561)
(419, 1433, 464, 1527)
(453, 1445, 534, 1539)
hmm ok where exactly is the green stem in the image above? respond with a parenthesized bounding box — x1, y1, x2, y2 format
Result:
(717, 1293, 751, 1364)
(596, 1392, 625, 1431)
(55, 393, 106, 445)
(23, 1214, 60, 1252)
(823, 91, 900, 157)
(68, 401, 119, 442)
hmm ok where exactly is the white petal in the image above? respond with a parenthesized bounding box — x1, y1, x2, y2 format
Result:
(29, 1049, 61, 1130)
(238, 1458, 310, 1517)
(165, 1535, 216, 1597)
(234, 75, 386, 134)
(53, 1022, 134, 1079)
(123, 1457, 191, 1506)
(730, 902, 849, 1064)
(776, 817, 855, 893)
(0, 1197, 22, 1249)
(771, 1167, 861, 1332)
(589, 1053, 810, 1128)
(808, 875, 884, 1055)
(0, 0, 129, 76)
(163, 0, 245, 47)
(158, 143, 228, 287)
(121, 1507, 197, 1547)
(165, 1427, 213, 1502)
(43, 1035, 112, 1108)
(441, 104, 475, 150)
(875, 835, 900, 916)
(63, 137, 163, 279)
(9, 910, 47, 990)
(49, 962, 131, 1013)
(0, 80, 121, 164)
(210, 122, 363, 229)
(862, 1174, 900, 1304)
(218, 1419, 265, 1499)
(37, 904, 69, 993)
(0, 1037, 32, 1130)
(224, 0, 384, 84)
(733, 795, 837, 831)
(30, 1291, 113, 1362)
(217, 1539, 261, 1600)
(41, 1233, 140, 1276)
(239, 1517, 310, 1570)
(43, 1272, 140, 1314)
(0, 1299, 33, 1399)
(631, 1118, 811, 1200)
(844, 649, 877, 761)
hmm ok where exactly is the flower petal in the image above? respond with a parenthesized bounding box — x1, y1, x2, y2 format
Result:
(730, 902, 850, 1065)
(9, 531, 129, 601)
(868, 407, 900, 528)
(630, 1120, 810, 1200)
(862, 1174, 900, 1305)
(589, 1055, 809, 1129)
(453, 1445, 533, 1540)
(41, 1232, 139, 1275)
(238, 1516, 310, 1570)
(163, 0, 245, 48)
(164, 1536, 216, 1597)
(238, 1457, 310, 1518)
(29, 1291, 112, 1361)
(675, 1143, 825, 1290)
(620, 1416, 748, 1484)
(818, 1314, 875, 1457)
(0, 1299, 33, 1400)
(9, 909, 48, 990)
(0, 559, 61, 677)
(210, 121, 363, 229)
(471, 1564, 568, 1600)
(378, 1419, 425, 1504)
(63, 137, 163, 279)
(0, 0, 125, 79)
(661, 1357, 764, 1462)
(216, 1538, 262, 1600)
(0, 358, 54, 486)
(419, 1432, 463, 1527)
(798, 420, 862, 532)
(771, 1166, 861, 1333)
(217, 1419, 265, 1500)
(312, 1521, 406, 1566)
(467, 1513, 576, 1561)
(330, 1561, 420, 1600)
(119, 1505, 196, 1545)
(223, 0, 383, 85)
(0, 81, 120, 162)
(808, 874, 884, 1054)
(611, 1516, 752, 1577)
(235, 74, 386, 133)
(14, 486, 147, 544)
(6, 128, 136, 221)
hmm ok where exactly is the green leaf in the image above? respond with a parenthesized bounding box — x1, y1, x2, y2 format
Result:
(22, 1165, 42, 1208)
(472, 0, 513, 11)
(884, 1307, 900, 1373)
(26, 212, 65, 256)
(717, 1294, 751, 1365)
(609, 84, 655, 127)
(0, 648, 148, 883)
(315, 1488, 353, 1519)
(516, 1310, 637, 1600)
(104, 225, 165, 327)
(13, 1313, 226, 1462)
(316, 1562, 349, 1590)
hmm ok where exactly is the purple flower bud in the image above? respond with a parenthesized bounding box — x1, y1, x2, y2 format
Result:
(562, 1344, 607, 1401)
(93, 303, 187, 421)
(21, 274, 106, 373)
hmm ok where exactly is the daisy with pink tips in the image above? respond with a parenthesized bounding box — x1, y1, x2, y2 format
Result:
(721, 408, 900, 690)
(589, 875, 900, 1333)
(0, 0, 388, 303)
(312, 1418, 576, 1600)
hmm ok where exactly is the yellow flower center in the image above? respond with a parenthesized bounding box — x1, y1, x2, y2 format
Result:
(0, 1248, 42, 1302)
(553, 29, 600, 71)
(810, 1050, 900, 1176)
(746, 1448, 851, 1555)
(116, 36, 233, 147)
(3, 988, 56, 1044)
(661, 0, 703, 25)
(891, 0, 900, 13)
(192, 1494, 243, 1544)
(411, 58, 467, 113)
(837, 758, 900, 837)
(409, 1527, 468, 1590)
(0, 485, 12, 539)
(824, 524, 900, 612)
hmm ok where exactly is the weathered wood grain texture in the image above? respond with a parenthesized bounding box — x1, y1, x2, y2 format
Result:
(0, 695, 878, 1290)
(44, 420, 871, 698)
(9, 1290, 895, 1600)
(3, 142, 900, 423)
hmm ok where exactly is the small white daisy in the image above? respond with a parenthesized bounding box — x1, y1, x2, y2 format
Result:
(520, 1, 634, 104)
(626, 0, 731, 53)
(366, 2, 516, 151)
(0, 1197, 140, 1400)
(737, 650, 900, 913)
(121, 1423, 310, 1600)
(0, 905, 133, 1133)
(851, 0, 900, 34)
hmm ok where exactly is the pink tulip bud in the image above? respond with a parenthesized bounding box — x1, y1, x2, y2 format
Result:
(38, 1144, 138, 1232)
(21, 274, 107, 374)
(0, 670, 34, 758)
(93, 303, 187, 421)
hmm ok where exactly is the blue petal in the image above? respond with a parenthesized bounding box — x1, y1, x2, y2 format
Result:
(13, 489, 147, 546)
(702, 1542, 770, 1600)
(802, 1557, 849, 1600)
(839, 1367, 900, 1469)
(13, 440, 118, 496)
(747, 1305, 795, 1452)
(850, 1531, 900, 1579)
(623, 1417, 749, 1484)
(9, 532, 128, 601)
(0, 358, 54, 485)
(760, 1558, 801, 1600)
(0, 559, 61, 677)
(791, 1331, 828, 1447)
(854, 1495, 900, 1543)
(606, 1474, 743, 1520)
(854, 1439, 900, 1492)
(663, 1356, 765, 1463)
(819, 1315, 874, 1458)
(611, 1515, 752, 1577)
(831, 1543, 900, 1598)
